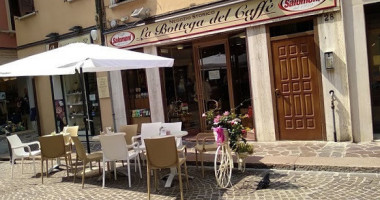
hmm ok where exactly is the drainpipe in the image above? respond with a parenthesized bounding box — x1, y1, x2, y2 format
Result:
(95, 0, 105, 46)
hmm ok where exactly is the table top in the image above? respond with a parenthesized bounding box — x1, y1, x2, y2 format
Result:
(92, 130, 188, 141)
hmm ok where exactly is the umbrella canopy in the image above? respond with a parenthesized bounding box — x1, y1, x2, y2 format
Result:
(0, 43, 174, 77)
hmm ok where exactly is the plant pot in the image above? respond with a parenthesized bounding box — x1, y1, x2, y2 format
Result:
(236, 152, 250, 172)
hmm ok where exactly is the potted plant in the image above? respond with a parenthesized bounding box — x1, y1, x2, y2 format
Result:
(203, 109, 254, 172)
(235, 141, 254, 172)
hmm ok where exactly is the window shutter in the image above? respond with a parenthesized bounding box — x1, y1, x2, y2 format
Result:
(17, 0, 35, 16)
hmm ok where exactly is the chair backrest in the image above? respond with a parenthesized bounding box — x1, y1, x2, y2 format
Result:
(65, 126, 79, 137)
(71, 136, 87, 161)
(6, 135, 24, 155)
(99, 133, 129, 161)
(162, 122, 182, 133)
(140, 122, 162, 146)
(144, 136, 178, 169)
(119, 124, 138, 145)
(39, 135, 65, 159)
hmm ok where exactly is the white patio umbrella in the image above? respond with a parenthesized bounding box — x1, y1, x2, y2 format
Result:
(0, 43, 173, 77)
(0, 43, 174, 153)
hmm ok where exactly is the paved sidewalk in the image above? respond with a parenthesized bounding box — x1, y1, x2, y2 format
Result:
(183, 140, 380, 173)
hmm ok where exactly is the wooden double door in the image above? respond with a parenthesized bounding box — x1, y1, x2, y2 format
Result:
(272, 35, 323, 140)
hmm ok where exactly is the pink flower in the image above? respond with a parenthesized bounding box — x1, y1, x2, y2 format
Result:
(215, 126, 225, 145)
(214, 117, 220, 123)
(223, 111, 230, 116)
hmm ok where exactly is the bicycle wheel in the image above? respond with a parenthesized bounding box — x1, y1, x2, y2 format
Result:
(214, 144, 233, 188)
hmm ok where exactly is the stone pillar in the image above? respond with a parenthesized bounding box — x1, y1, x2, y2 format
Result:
(143, 46, 165, 123)
(341, 1, 373, 142)
(246, 25, 276, 142)
(317, 11, 352, 141)
(109, 70, 127, 131)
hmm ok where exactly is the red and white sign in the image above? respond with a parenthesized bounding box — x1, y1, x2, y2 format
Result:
(110, 31, 135, 48)
(279, 0, 326, 12)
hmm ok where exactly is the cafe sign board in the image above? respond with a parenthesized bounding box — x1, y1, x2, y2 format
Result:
(108, 0, 337, 48)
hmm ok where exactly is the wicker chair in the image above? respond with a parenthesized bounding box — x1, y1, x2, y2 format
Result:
(119, 124, 138, 146)
(71, 136, 102, 189)
(39, 134, 70, 184)
(194, 132, 217, 178)
(144, 136, 189, 200)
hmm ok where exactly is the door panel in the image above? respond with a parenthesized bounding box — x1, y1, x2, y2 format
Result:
(193, 39, 234, 131)
(272, 35, 322, 140)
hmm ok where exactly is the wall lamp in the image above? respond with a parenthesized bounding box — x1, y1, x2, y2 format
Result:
(69, 25, 83, 33)
(45, 32, 59, 40)
(131, 7, 150, 20)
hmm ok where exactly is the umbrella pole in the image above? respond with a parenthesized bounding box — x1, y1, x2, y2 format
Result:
(107, 72, 117, 132)
(78, 67, 91, 154)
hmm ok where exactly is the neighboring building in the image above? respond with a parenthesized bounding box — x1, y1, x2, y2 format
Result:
(342, 0, 380, 142)
(11, 0, 111, 136)
(0, 0, 26, 132)
(103, 0, 354, 141)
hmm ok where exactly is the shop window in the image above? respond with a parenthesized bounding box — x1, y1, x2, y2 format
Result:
(159, 43, 201, 133)
(9, 0, 35, 18)
(365, 3, 380, 134)
(0, 77, 33, 134)
(122, 69, 150, 132)
(229, 32, 253, 130)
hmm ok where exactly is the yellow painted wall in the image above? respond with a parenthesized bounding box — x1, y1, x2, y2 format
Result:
(104, 0, 220, 29)
(34, 76, 55, 135)
(15, 0, 96, 46)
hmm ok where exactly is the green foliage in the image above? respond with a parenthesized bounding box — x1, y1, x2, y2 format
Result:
(235, 141, 254, 154)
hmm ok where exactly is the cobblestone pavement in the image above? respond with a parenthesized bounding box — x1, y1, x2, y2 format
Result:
(182, 140, 380, 158)
(86, 140, 380, 159)
(1, 160, 380, 199)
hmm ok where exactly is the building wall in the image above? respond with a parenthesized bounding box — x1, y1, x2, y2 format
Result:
(104, 0, 220, 28)
(15, 0, 96, 46)
(341, 0, 376, 142)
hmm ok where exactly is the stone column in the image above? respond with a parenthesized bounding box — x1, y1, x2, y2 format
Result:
(317, 11, 352, 141)
(341, 1, 373, 142)
(109, 70, 127, 130)
(144, 46, 165, 123)
(246, 25, 276, 142)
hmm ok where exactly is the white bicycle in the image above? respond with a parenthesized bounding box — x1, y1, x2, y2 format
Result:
(214, 130, 233, 188)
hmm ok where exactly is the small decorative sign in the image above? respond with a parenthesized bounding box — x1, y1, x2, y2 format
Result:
(209, 70, 220, 80)
(97, 76, 110, 98)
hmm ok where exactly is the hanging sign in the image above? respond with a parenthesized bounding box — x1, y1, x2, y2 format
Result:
(107, 0, 337, 48)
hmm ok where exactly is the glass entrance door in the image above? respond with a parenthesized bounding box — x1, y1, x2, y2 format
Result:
(194, 39, 234, 131)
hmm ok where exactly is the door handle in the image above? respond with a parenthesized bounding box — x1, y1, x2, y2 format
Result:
(275, 89, 281, 97)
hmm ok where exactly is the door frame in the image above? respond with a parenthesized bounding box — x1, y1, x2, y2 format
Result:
(193, 37, 234, 131)
(268, 18, 326, 141)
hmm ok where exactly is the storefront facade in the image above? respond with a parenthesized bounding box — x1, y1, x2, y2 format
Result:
(104, 0, 352, 141)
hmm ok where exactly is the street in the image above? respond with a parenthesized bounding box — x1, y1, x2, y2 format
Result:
(0, 160, 379, 199)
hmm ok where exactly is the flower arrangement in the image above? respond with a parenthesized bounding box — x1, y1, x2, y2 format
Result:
(202, 110, 253, 155)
